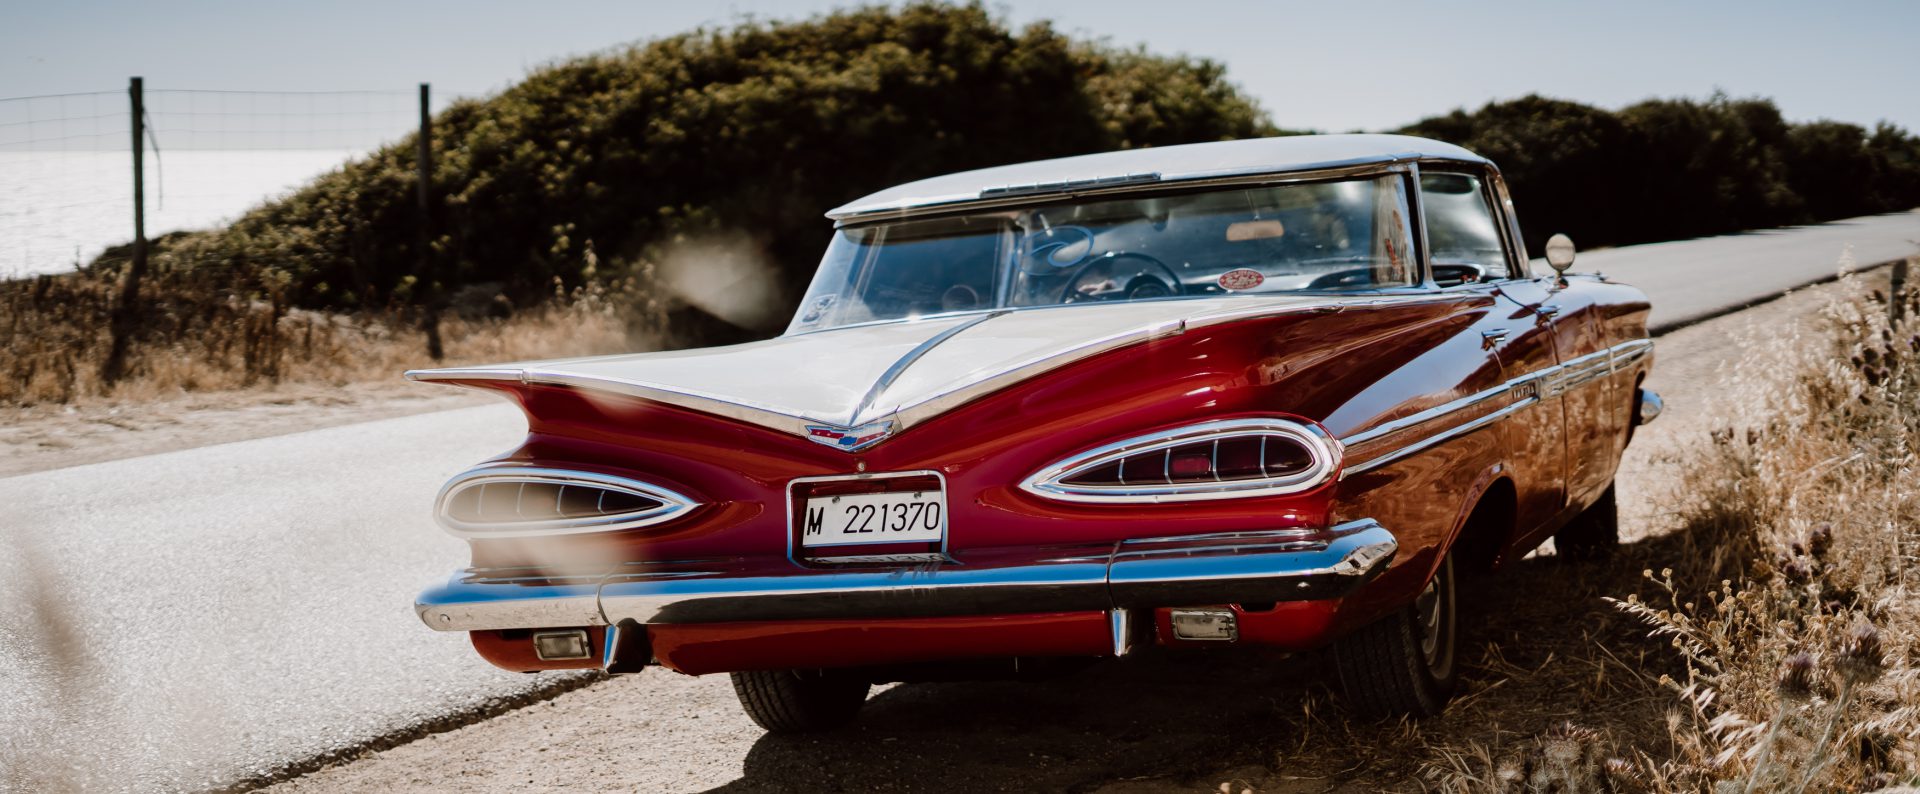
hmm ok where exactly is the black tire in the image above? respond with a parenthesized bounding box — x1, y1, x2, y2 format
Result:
(1332, 555, 1458, 719)
(1555, 484, 1619, 561)
(730, 669, 871, 733)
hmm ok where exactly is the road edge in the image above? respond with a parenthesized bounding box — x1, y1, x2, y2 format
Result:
(209, 671, 605, 794)
(1646, 256, 1909, 336)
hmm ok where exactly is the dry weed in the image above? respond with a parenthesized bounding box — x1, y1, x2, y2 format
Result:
(1424, 264, 1920, 792)
(0, 256, 671, 408)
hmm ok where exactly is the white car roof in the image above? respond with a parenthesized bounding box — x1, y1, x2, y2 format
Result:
(828, 133, 1490, 221)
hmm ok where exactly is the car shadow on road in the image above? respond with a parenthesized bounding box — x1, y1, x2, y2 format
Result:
(707, 645, 1312, 792)
(701, 523, 1737, 792)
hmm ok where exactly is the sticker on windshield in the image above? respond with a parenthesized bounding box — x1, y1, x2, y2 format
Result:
(1217, 268, 1265, 291)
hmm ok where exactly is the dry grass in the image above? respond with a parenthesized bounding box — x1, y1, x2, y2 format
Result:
(0, 255, 672, 408)
(1408, 271, 1920, 793)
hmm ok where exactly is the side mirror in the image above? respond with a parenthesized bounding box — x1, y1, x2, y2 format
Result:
(1544, 233, 1576, 275)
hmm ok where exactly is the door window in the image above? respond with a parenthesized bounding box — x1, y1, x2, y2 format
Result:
(1419, 172, 1513, 285)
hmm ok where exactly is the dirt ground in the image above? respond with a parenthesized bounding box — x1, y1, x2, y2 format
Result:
(247, 270, 1890, 794)
(0, 380, 486, 478)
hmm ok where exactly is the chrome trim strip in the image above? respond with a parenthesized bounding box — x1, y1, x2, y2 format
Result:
(1021, 419, 1342, 503)
(1337, 337, 1654, 477)
(829, 154, 1500, 223)
(1342, 398, 1532, 478)
(433, 465, 699, 539)
(1110, 609, 1134, 657)
(415, 573, 605, 631)
(1340, 383, 1509, 450)
(416, 520, 1398, 631)
(849, 310, 1005, 426)
(829, 159, 1419, 222)
(873, 317, 1187, 431)
(407, 366, 825, 440)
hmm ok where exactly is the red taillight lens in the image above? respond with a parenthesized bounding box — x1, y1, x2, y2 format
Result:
(1023, 418, 1339, 503)
(1059, 435, 1315, 487)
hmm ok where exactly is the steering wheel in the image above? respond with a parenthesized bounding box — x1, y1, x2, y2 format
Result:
(1431, 263, 1487, 287)
(1023, 225, 1097, 273)
(1058, 252, 1182, 303)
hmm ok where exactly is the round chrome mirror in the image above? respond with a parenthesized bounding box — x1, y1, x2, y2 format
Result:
(1544, 234, 1576, 274)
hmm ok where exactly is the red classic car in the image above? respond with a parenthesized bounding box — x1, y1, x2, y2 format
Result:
(410, 134, 1660, 730)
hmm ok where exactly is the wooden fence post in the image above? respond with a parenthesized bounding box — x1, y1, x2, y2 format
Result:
(417, 82, 444, 360)
(102, 75, 147, 385)
(1891, 257, 1908, 327)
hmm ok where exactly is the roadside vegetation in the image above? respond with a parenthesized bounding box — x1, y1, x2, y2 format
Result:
(5, 1, 1920, 409)
(1404, 94, 1920, 256)
(0, 2, 1275, 407)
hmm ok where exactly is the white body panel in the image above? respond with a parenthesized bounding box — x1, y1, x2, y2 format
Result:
(408, 295, 1442, 446)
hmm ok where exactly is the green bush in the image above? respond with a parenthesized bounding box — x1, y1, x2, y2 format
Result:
(146, 3, 1920, 333)
(1402, 93, 1920, 255)
(152, 2, 1276, 332)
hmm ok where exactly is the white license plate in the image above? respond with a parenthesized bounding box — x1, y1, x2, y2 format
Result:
(799, 489, 946, 547)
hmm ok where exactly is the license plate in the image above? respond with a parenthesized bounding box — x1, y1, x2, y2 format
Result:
(799, 489, 945, 547)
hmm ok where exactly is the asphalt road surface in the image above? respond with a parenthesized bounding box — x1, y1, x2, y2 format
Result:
(1567, 210, 1920, 332)
(0, 210, 1915, 792)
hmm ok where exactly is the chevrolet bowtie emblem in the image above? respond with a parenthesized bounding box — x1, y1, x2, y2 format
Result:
(803, 420, 894, 452)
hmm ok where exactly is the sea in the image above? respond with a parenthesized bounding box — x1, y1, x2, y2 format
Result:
(0, 149, 368, 279)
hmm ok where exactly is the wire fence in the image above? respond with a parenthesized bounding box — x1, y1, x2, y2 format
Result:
(0, 83, 451, 279)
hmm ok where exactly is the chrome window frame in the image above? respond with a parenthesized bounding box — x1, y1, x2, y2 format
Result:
(434, 465, 700, 539)
(1415, 162, 1527, 290)
(1021, 418, 1343, 504)
(1486, 167, 1533, 280)
(795, 160, 1455, 335)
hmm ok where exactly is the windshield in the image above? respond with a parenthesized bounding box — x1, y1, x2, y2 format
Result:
(788, 174, 1416, 333)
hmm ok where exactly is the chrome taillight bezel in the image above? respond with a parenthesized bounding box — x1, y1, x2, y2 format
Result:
(1020, 418, 1342, 503)
(433, 465, 698, 539)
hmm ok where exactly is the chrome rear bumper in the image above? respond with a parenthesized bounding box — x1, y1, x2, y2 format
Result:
(415, 519, 1397, 632)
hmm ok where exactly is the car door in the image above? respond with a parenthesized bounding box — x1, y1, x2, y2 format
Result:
(1537, 278, 1617, 509)
(1418, 169, 1567, 548)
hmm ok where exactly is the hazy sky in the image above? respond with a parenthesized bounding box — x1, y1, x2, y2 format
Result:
(6, 0, 1918, 133)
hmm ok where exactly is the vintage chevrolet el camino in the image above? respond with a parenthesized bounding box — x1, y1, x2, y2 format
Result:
(409, 134, 1660, 730)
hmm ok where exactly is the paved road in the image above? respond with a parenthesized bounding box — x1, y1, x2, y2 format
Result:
(1568, 210, 1919, 332)
(0, 211, 1915, 792)
(0, 405, 533, 792)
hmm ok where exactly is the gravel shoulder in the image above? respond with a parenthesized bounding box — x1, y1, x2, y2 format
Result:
(0, 381, 487, 478)
(259, 268, 1896, 794)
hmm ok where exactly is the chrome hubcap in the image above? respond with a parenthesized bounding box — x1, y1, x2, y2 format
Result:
(1416, 577, 1442, 664)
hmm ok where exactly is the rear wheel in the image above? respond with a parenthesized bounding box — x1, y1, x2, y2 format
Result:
(730, 669, 871, 733)
(1555, 484, 1619, 561)
(1333, 555, 1458, 718)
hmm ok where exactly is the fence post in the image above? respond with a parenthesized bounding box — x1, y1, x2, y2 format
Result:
(103, 75, 147, 384)
(417, 82, 444, 360)
(1892, 257, 1909, 326)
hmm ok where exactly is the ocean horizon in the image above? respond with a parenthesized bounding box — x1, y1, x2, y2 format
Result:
(0, 149, 368, 280)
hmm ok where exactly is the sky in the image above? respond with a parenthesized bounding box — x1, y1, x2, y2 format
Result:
(5, 0, 1918, 134)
